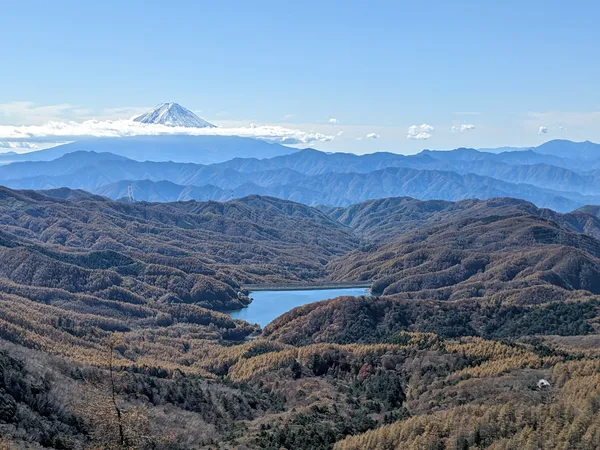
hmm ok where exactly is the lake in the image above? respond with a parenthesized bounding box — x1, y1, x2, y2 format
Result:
(228, 287, 372, 327)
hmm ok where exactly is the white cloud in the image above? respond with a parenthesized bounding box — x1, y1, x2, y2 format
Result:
(336, 131, 344, 136)
(527, 111, 600, 128)
(366, 132, 380, 139)
(407, 124, 434, 140)
(0, 102, 76, 125)
(99, 106, 149, 119)
(328, 118, 338, 125)
(538, 125, 548, 135)
(0, 119, 334, 147)
(283, 114, 294, 120)
(451, 123, 475, 133)
(0, 102, 150, 124)
(0, 141, 38, 150)
(453, 111, 481, 116)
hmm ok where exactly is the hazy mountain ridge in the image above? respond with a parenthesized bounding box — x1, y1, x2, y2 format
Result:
(534, 139, 600, 160)
(0, 135, 297, 164)
(3, 140, 600, 212)
(90, 168, 597, 212)
(94, 179, 229, 203)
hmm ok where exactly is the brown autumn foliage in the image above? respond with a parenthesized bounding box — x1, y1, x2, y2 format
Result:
(1, 188, 600, 448)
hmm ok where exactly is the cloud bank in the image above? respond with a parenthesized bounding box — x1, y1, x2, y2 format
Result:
(407, 124, 434, 140)
(451, 123, 475, 133)
(0, 119, 334, 148)
(0, 141, 39, 150)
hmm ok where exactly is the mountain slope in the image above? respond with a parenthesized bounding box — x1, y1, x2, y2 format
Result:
(4, 153, 596, 212)
(578, 205, 600, 218)
(535, 139, 600, 160)
(133, 102, 216, 128)
(3, 140, 600, 213)
(0, 135, 297, 164)
(324, 196, 600, 241)
(0, 151, 128, 180)
(262, 203, 600, 348)
(326, 204, 600, 297)
(95, 179, 229, 202)
(252, 167, 593, 211)
(2, 186, 600, 448)
(0, 188, 358, 303)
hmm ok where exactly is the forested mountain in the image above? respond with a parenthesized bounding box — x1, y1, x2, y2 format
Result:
(328, 210, 600, 297)
(323, 196, 600, 241)
(578, 204, 600, 218)
(1, 187, 600, 448)
(0, 188, 357, 309)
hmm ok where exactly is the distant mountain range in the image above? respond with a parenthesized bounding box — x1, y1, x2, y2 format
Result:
(534, 139, 600, 160)
(477, 140, 600, 159)
(1, 139, 600, 212)
(95, 179, 228, 203)
(0, 135, 297, 165)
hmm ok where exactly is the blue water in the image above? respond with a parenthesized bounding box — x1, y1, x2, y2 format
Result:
(228, 287, 371, 327)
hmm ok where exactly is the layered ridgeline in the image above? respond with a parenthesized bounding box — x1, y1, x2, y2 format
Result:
(1, 188, 600, 448)
(0, 135, 298, 165)
(2, 139, 600, 211)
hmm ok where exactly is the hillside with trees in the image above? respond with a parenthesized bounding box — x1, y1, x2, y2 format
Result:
(1, 187, 600, 448)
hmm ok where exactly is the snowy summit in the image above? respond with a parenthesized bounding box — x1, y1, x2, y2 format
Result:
(133, 102, 216, 128)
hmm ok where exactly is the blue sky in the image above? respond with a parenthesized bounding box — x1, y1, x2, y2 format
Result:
(1, 0, 600, 154)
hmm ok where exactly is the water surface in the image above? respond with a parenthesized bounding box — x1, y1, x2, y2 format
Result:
(228, 287, 371, 327)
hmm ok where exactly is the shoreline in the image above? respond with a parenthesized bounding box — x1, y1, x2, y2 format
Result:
(242, 281, 372, 292)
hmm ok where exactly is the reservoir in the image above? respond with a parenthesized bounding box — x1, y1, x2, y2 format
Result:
(228, 287, 372, 327)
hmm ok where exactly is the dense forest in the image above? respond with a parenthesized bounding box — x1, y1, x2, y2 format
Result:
(1, 188, 600, 448)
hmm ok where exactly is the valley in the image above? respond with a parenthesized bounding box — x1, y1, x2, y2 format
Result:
(5, 4, 600, 448)
(0, 183, 600, 448)
(2, 108, 600, 450)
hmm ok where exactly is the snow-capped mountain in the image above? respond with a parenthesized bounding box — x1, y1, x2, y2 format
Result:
(133, 102, 216, 128)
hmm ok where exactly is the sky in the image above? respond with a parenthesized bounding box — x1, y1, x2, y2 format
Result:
(1, 0, 600, 154)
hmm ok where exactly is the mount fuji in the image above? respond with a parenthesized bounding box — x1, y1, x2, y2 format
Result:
(0, 102, 301, 164)
(133, 102, 216, 128)
(0, 102, 296, 164)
